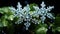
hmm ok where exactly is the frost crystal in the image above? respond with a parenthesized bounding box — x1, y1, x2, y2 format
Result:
(33, 1, 55, 23)
(24, 22, 31, 30)
(9, 2, 37, 30)
(9, 2, 24, 17)
(9, 2, 24, 24)
(9, 1, 55, 30)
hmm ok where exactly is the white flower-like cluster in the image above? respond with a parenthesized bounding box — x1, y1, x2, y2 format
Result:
(32, 1, 55, 23)
(9, 1, 55, 30)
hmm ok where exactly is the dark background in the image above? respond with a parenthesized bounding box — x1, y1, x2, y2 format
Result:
(0, 0, 60, 16)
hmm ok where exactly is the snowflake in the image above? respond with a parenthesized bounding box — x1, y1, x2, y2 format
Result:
(24, 21, 31, 30)
(33, 1, 55, 23)
(9, 2, 39, 30)
(9, 2, 24, 17)
(9, 2, 24, 24)
(23, 4, 39, 30)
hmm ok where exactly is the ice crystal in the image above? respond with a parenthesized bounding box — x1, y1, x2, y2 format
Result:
(24, 22, 31, 30)
(33, 1, 55, 23)
(9, 2, 24, 24)
(9, 2, 24, 17)
(9, 2, 37, 30)
(23, 4, 31, 30)
(23, 4, 39, 30)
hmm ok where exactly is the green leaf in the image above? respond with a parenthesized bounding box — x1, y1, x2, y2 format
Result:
(2, 19, 8, 27)
(7, 15, 14, 20)
(56, 27, 60, 32)
(30, 3, 38, 11)
(0, 22, 3, 27)
(36, 27, 47, 34)
(55, 16, 60, 27)
(0, 10, 4, 14)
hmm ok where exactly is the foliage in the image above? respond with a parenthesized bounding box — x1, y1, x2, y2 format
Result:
(0, 7, 14, 27)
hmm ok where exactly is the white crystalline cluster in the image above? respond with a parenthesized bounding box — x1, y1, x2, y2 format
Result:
(9, 2, 33, 30)
(9, 2, 25, 25)
(33, 1, 55, 23)
(9, 2, 24, 17)
(9, 1, 55, 30)
(24, 22, 31, 30)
